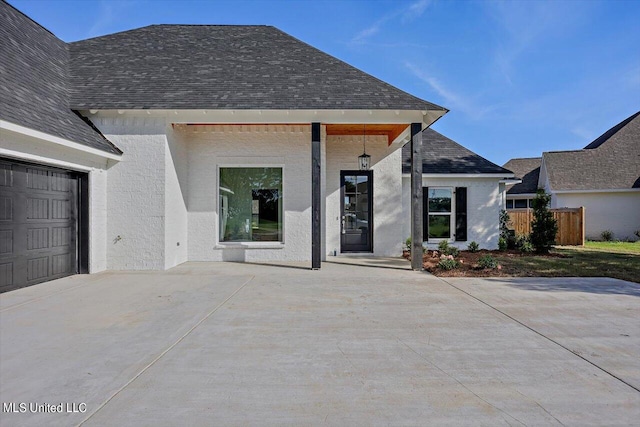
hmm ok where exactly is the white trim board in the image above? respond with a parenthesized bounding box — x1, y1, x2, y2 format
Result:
(552, 188, 640, 194)
(0, 148, 96, 172)
(86, 108, 445, 128)
(0, 120, 122, 161)
(402, 173, 515, 179)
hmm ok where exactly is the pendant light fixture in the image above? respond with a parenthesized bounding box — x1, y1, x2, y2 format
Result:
(358, 123, 371, 170)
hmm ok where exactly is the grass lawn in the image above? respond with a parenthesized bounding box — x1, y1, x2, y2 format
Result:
(580, 240, 640, 255)
(495, 247, 640, 284)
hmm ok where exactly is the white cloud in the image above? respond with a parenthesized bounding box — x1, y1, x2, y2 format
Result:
(350, 0, 432, 45)
(87, 0, 134, 38)
(403, 0, 431, 22)
(404, 62, 497, 120)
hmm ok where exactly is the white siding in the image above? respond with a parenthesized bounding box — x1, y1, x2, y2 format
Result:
(402, 176, 503, 250)
(553, 192, 640, 241)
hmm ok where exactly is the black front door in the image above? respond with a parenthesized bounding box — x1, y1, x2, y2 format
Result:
(340, 171, 373, 253)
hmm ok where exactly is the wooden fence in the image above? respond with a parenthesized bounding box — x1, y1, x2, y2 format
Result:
(506, 207, 585, 246)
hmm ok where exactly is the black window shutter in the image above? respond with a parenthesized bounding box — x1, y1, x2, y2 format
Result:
(455, 187, 467, 241)
(422, 187, 428, 242)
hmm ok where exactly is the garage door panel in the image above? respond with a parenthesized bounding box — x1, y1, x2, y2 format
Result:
(26, 197, 49, 219)
(0, 230, 13, 254)
(0, 196, 12, 220)
(26, 167, 49, 190)
(0, 159, 80, 292)
(27, 227, 49, 250)
(27, 256, 49, 282)
(0, 162, 13, 187)
(0, 262, 13, 289)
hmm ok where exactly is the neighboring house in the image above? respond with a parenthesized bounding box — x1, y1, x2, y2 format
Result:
(504, 111, 640, 241)
(1, 1, 451, 291)
(502, 157, 541, 209)
(401, 129, 515, 249)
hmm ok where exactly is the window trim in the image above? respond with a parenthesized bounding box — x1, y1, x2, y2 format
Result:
(426, 186, 455, 242)
(216, 164, 285, 246)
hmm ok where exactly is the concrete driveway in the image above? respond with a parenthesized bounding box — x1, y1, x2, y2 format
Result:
(1, 261, 639, 426)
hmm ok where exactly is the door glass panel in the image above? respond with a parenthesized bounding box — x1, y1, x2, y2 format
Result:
(356, 194, 368, 207)
(344, 176, 357, 193)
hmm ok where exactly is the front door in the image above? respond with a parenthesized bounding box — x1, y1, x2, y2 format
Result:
(340, 171, 373, 253)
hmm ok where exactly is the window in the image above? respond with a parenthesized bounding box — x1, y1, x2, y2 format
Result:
(427, 188, 453, 239)
(514, 199, 528, 209)
(507, 198, 533, 209)
(219, 167, 283, 242)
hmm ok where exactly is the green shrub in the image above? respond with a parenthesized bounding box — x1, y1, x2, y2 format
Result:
(515, 234, 534, 253)
(467, 241, 480, 252)
(437, 257, 459, 270)
(498, 237, 507, 251)
(520, 240, 534, 253)
(437, 240, 459, 257)
(530, 189, 558, 253)
(600, 230, 614, 241)
(478, 255, 498, 269)
(405, 237, 412, 251)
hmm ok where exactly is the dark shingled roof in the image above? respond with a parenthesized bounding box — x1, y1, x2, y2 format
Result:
(502, 157, 541, 195)
(402, 129, 513, 175)
(0, 1, 121, 155)
(543, 111, 640, 191)
(68, 25, 447, 111)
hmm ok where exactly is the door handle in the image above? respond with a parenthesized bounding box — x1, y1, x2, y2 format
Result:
(341, 216, 346, 234)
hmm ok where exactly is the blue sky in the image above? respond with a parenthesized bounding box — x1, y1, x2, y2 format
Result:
(9, 0, 640, 165)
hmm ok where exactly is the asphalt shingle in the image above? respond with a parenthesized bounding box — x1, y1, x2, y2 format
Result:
(68, 25, 447, 111)
(0, 1, 121, 155)
(502, 157, 541, 195)
(402, 128, 512, 175)
(543, 111, 640, 191)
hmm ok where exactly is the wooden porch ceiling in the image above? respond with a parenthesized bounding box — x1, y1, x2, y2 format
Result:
(325, 124, 409, 145)
(177, 123, 410, 145)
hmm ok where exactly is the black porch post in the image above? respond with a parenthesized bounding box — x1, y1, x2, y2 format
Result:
(311, 122, 321, 270)
(410, 123, 423, 271)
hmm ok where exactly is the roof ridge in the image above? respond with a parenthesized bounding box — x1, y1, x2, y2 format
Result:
(583, 110, 640, 150)
(70, 24, 276, 44)
(506, 156, 541, 161)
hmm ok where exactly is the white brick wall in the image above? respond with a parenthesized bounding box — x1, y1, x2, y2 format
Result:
(325, 135, 404, 257)
(183, 124, 313, 262)
(165, 126, 189, 268)
(402, 176, 503, 250)
(89, 169, 108, 272)
(96, 117, 168, 270)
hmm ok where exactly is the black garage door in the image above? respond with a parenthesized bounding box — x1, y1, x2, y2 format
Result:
(0, 159, 82, 293)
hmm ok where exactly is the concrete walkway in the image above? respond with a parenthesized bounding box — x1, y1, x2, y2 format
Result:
(1, 262, 639, 426)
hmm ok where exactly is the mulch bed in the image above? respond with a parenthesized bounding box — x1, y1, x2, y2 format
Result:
(402, 249, 569, 278)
